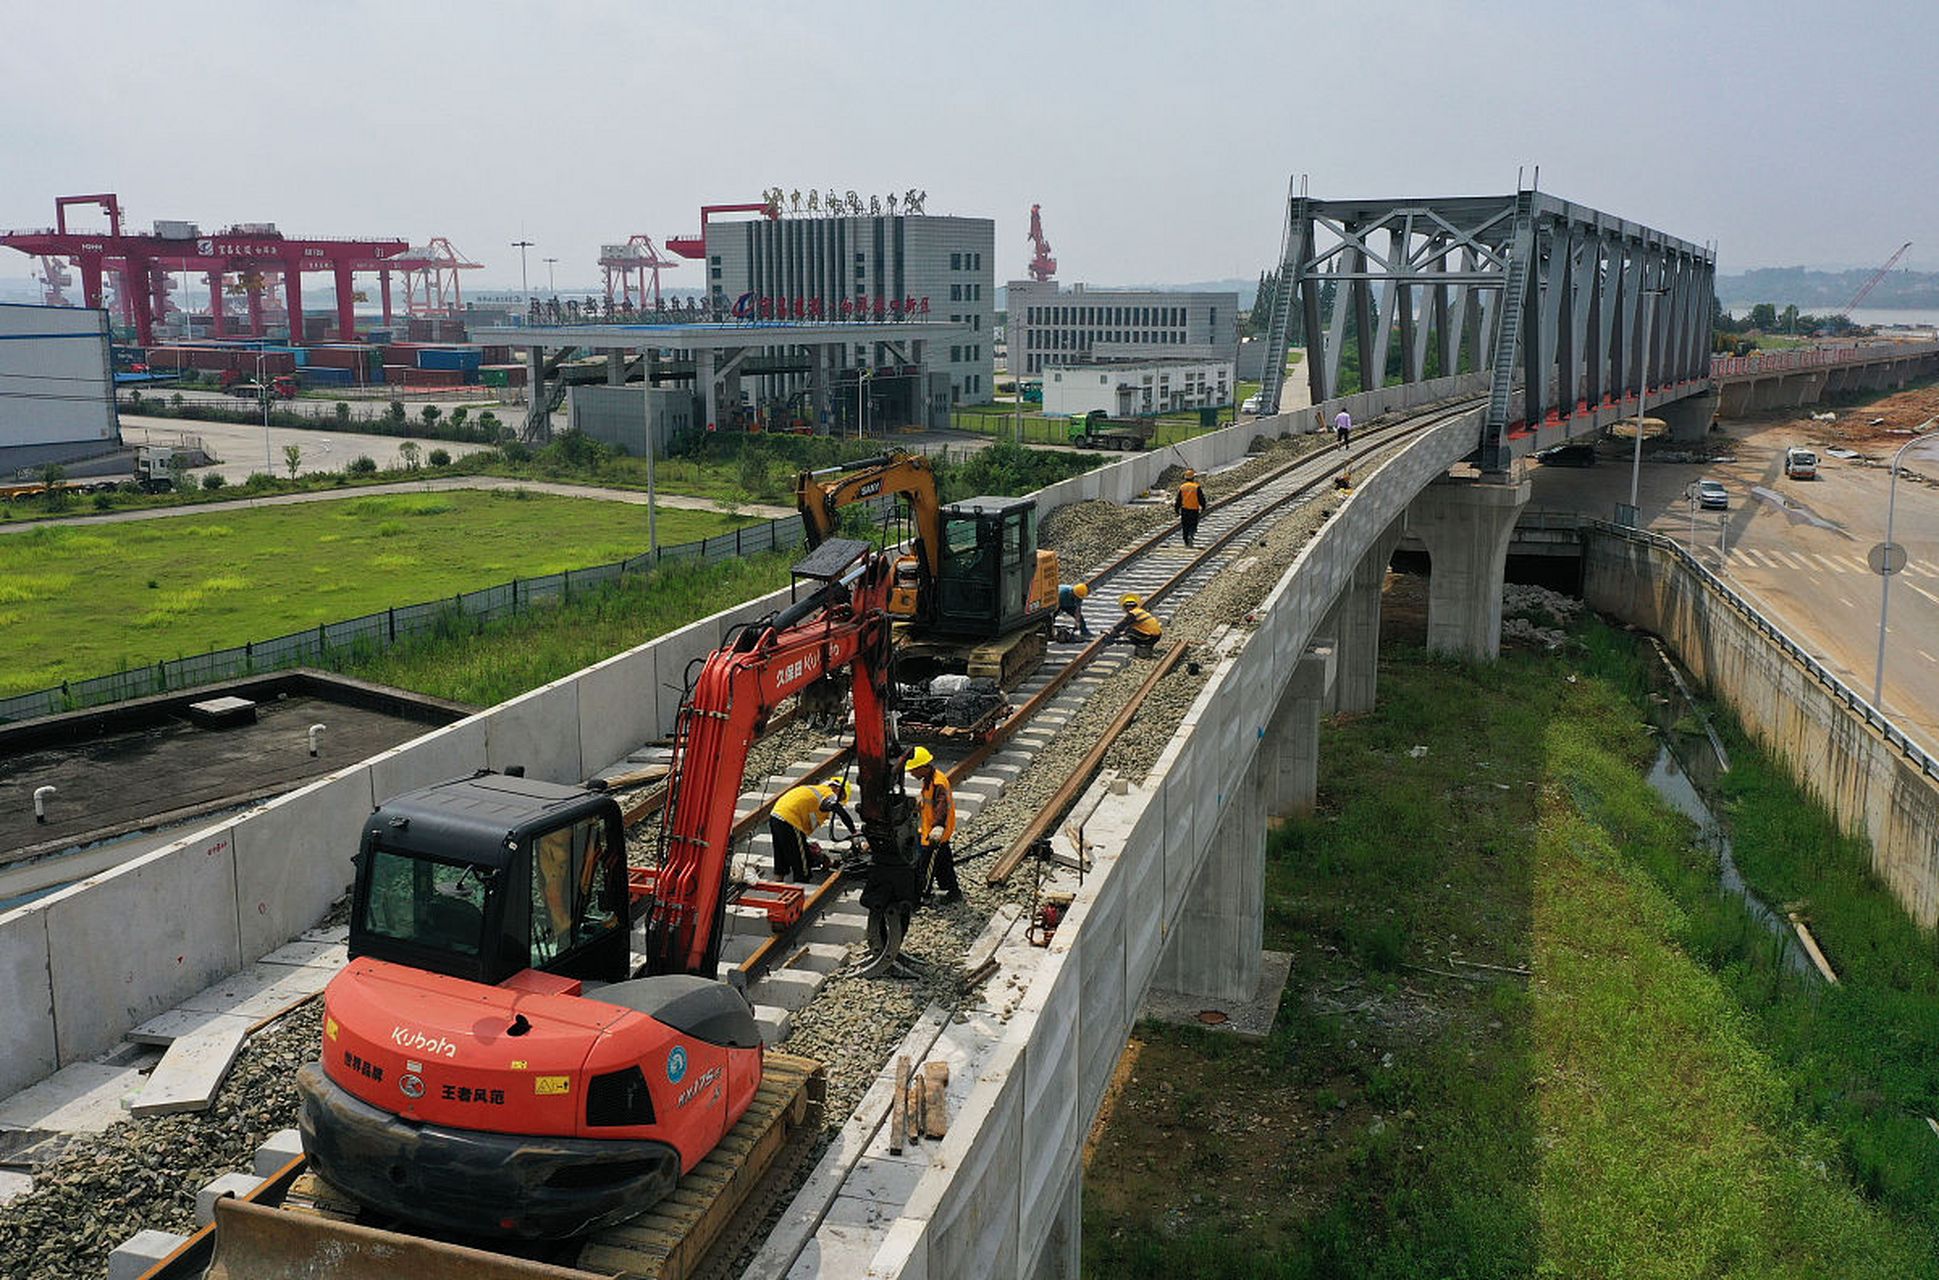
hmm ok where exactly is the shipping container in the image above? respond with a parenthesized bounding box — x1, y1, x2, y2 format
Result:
(300, 366, 354, 386)
(417, 347, 483, 372)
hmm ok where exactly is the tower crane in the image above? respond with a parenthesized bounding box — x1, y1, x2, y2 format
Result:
(600, 235, 682, 309)
(1026, 203, 1057, 282)
(1841, 241, 1912, 315)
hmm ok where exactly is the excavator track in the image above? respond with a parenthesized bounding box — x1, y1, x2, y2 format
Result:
(169, 1055, 824, 1280)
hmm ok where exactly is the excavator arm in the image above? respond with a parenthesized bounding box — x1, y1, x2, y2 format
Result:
(795, 451, 943, 582)
(645, 545, 911, 977)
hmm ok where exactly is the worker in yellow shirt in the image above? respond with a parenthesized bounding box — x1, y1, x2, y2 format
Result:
(906, 747, 962, 905)
(1174, 469, 1206, 548)
(768, 778, 853, 883)
(1116, 594, 1164, 655)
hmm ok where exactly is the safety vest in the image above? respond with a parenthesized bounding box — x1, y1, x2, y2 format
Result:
(1177, 480, 1205, 511)
(773, 783, 842, 835)
(918, 772, 955, 846)
(1125, 606, 1163, 639)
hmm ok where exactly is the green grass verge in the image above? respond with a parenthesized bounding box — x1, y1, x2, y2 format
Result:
(1082, 626, 1937, 1278)
(336, 553, 795, 706)
(0, 491, 750, 698)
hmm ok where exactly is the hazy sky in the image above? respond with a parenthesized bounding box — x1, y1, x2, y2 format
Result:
(4, 0, 1936, 294)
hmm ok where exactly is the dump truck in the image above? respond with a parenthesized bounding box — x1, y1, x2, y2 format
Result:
(1066, 409, 1157, 451)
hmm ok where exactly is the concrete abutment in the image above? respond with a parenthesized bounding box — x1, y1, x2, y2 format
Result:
(1410, 474, 1531, 659)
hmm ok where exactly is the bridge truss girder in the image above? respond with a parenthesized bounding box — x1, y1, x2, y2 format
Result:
(1261, 189, 1714, 470)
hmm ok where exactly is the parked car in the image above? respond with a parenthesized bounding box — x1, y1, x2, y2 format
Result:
(1241, 394, 1266, 415)
(1535, 443, 1598, 467)
(1785, 446, 1819, 479)
(1695, 479, 1729, 510)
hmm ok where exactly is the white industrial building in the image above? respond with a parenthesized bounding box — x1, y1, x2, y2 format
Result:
(1042, 357, 1235, 418)
(1006, 280, 1238, 378)
(706, 213, 994, 406)
(0, 303, 120, 475)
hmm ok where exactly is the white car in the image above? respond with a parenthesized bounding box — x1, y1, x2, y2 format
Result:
(1241, 394, 1265, 415)
(1695, 479, 1729, 510)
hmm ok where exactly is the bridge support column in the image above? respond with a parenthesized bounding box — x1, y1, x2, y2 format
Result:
(1156, 754, 1265, 1002)
(1660, 389, 1718, 442)
(1266, 648, 1332, 821)
(809, 345, 830, 432)
(524, 344, 550, 442)
(1332, 517, 1405, 713)
(1410, 474, 1531, 659)
(606, 351, 625, 385)
(698, 348, 719, 432)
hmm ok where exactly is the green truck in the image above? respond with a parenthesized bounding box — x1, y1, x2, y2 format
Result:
(1066, 409, 1157, 451)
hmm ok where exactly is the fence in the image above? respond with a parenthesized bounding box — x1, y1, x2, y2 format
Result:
(0, 507, 820, 725)
(947, 410, 1227, 448)
(1709, 340, 1939, 379)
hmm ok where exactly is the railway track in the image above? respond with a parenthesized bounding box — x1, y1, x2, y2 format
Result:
(140, 396, 1481, 1280)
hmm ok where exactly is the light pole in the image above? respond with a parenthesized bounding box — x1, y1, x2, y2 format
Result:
(857, 365, 872, 440)
(259, 350, 273, 477)
(543, 257, 557, 296)
(1627, 286, 1670, 522)
(512, 239, 534, 302)
(1872, 416, 1939, 708)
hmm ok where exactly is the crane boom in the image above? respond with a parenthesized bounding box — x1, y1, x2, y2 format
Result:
(1842, 241, 1912, 314)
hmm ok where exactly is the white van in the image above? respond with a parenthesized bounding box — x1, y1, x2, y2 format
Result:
(1785, 446, 1818, 480)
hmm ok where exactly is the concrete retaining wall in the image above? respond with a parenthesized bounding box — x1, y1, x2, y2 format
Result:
(1584, 527, 1939, 927)
(0, 371, 1488, 1107)
(856, 409, 1487, 1278)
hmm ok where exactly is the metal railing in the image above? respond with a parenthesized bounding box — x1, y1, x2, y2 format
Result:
(0, 508, 821, 724)
(1709, 340, 1939, 379)
(1586, 519, 1937, 780)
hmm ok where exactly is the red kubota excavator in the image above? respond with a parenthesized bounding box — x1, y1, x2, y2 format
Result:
(295, 536, 921, 1239)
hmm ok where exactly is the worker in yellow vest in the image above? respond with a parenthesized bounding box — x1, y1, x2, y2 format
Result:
(1174, 469, 1206, 548)
(907, 747, 962, 904)
(769, 778, 853, 883)
(1116, 594, 1164, 655)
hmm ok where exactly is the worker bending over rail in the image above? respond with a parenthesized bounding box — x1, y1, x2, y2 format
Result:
(769, 778, 853, 882)
(1174, 469, 1206, 548)
(1116, 593, 1164, 655)
(1057, 581, 1091, 637)
(907, 747, 963, 905)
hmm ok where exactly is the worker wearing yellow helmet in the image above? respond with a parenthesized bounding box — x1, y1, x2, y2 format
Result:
(769, 777, 852, 883)
(1174, 469, 1206, 548)
(1056, 580, 1091, 638)
(905, 747, 962, 905)
(1117, 593, 1164, 654)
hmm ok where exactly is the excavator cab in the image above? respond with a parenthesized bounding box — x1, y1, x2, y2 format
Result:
(348, 772, 631, 987)
(933, 496, 1056, 638)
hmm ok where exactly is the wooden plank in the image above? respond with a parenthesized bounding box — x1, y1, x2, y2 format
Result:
(890, 1056, 910, 1155)
(922, 1061, 949, 1139)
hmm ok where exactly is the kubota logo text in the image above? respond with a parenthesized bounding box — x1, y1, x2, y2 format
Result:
(390, 1026, 457, 1058)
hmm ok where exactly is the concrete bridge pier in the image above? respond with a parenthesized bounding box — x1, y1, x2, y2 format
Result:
(1325, 517, 1405, 713)
(1155, 752, 1266, 1003)
(1265, 647, 1333, 822)
(1660, 388, 1719, 442)
(1410, 474, 1531, 659)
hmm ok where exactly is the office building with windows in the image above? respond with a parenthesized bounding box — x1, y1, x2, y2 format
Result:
(706, 213, 995, 406)
(1006, 280, 1238, 378)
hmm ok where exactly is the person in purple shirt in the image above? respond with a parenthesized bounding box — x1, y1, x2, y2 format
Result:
(1335, 409, 1352, 449)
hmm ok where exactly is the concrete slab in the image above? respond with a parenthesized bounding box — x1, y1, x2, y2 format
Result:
(177, 960, 329, 1020)
(753, 1005, 793, 1045)
(196, 1171, 264, 1226)
(0, 1169, 32, 1205)
(252, 1127, 304, 1177)
(0, 908, 55, 1098)
(785, 1222, 884, 1280)
(258, 938, 348, 971)
(0, 1062, 142, 1134)
(786, 942, 849, 974)
(108, 1230, 190, 1280)
(299, 923, 349, 944)
(806, 906, 868, 945)
(128, 1007, 255, 1048)
(1141, 948, 1294, 1042)
(131, 1023, 247, 1117)
(751, 968, 825, 1012)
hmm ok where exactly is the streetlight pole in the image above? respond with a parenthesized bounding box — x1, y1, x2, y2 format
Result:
(512, 239, 534, 302)
(857, 366, 871, 440)
(1627, 286, 1669, 522)
(259, 350, 272, 477)
(1872, 416, 1939, 708)
(543, 257, 557, 296)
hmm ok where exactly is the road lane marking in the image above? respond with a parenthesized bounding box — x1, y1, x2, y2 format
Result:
(1812, 554, 1847, 574)
(1922, 650, 1938, 665)
(1841, 597, 1855, 609)
(1906, 580, 1939, 609)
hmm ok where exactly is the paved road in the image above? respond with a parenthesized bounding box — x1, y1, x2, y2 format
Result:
(118, 416, 499, 482)
(0, 474, 792, 534)
(1528, 419, 1939, 755)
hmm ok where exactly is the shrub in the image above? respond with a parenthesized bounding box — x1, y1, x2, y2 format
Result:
(347, 455, 379, 475)
(91, 492, 115, 511)
(334, 401, 351, 423)
(241, 472, 278, 491)
(428, 448, 451, 467)
(385, 400, 407, 425)
(201, 473, 227, 490)
(420, 405, 442, 428)
(499, 440, 532, 464)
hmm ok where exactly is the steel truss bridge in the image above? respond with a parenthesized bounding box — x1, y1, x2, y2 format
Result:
(1256, 188, 1716, 471)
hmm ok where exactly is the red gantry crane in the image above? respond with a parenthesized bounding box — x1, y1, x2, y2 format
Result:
(1841, 241, 1913, 316)
(1026, 203, 1058, 282)
(601, 235, 682, 309)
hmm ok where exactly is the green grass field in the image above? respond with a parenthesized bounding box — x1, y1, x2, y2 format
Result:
(0, 491, 750, 698)
(1082, 625, 1939, 1278)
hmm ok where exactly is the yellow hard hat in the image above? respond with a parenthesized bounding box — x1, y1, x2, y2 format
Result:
(1072, 583, 1088, 599)
(828, 778, 849, 800)
(1184, 469, 1197, 479)
(1121, 593, 1142, 608)
(906, 746, 934, 771)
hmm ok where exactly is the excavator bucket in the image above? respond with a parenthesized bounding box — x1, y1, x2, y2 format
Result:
(205, 1198, 596, 1280)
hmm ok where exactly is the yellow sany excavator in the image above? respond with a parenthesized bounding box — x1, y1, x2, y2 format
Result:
(795, 450, 1058, 700)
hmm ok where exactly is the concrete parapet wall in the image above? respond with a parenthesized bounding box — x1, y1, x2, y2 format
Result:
(0, 372, 1488, 1108)
(1584, 527, 1939, 927)
(846, 407, 1488, 1279)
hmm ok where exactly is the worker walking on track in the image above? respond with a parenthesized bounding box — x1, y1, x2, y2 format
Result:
(1057, 581, 1091, 637)
(1116, 593, 1164, 655)
(907, 748, 962, 905)
(1335, 408, 1352, 449)
(1174, 469, 1206, 548)
(769, 778, 853, 883)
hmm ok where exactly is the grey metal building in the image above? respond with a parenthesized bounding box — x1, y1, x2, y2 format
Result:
(1006, 280, 1238, 378)
(706, 213, 995, 404)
